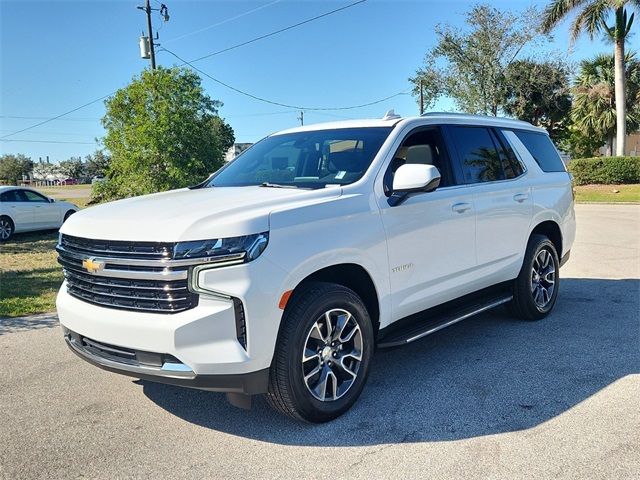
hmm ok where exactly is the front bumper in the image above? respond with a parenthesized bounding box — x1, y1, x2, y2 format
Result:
(64, 327, 269, 394)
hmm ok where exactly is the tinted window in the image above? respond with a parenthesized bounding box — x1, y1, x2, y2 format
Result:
(22, 190, 49, 202)
(208, 127, 392, 189)
(449, 126, 504, 184)
(384, 127, 454, 194)
(493, 130, 525, 179)
(513, 130, 565, 172)
(0, 190, 22, 202)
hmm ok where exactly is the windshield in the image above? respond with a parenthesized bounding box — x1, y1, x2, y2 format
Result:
(207, 127, 393, 189)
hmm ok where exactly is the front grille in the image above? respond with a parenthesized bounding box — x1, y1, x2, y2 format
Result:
(58, 234, 198, 314)
(60, 234, 174, 259)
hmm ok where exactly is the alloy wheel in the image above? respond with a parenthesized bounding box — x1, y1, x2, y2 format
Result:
(531, 248, 556, 309)
(0, 219, 12, 240)
(301, 308, 363, 402)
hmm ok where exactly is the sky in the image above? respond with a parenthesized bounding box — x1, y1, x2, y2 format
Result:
(0, 0, 629, 162)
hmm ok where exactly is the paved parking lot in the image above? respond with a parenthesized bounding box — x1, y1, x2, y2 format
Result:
(1, 204, 638, 479)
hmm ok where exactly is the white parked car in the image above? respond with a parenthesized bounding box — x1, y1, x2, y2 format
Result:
(0, 186, 79, 241)
(56, 113, 575, 422)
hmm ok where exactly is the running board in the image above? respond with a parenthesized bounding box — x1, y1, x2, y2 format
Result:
(377, 294, 513, 348)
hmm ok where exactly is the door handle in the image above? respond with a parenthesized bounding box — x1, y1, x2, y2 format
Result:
(452, 202, 472, 213)
(513, 193, 529, 203)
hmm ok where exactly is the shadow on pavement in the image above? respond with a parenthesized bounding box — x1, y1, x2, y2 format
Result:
(141, 278, 639, 446)
(0, 311, 59, 335)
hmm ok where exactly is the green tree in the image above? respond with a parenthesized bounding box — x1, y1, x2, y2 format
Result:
(542, 0, 639, 156)
(97, 67, 234, 201)
(570, 53, 640, 155)
(58, 156, 86, 179)
(411, 4, 542, 116)
(503, 59, 573, 142)
(0, 154, 33, 185)
(84, 150, 111, 178)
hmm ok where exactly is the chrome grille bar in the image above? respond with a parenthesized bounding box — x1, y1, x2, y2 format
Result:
(58, 234, 207, 314)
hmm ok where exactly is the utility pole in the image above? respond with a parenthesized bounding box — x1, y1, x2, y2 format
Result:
(297, 111, 304, 126)
(137, 2, 169, 69)
(419, 78, 424, 115)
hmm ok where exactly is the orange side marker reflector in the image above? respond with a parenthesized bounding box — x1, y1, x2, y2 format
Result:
(279, 290, 293, 310)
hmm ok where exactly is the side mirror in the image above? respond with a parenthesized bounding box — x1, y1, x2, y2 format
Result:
(392, 164, 441, 193)
(49, 198, 56, 203)
(389, 164, 441, 207)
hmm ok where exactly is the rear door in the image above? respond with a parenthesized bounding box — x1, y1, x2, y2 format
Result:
(377, 126, 477, 320)
(0, 189, 34, 231)
(444, 125, 532, 283)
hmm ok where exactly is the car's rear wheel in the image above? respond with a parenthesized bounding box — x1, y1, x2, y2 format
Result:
(266, 282, 374, 423)
(0, 216, 14, 241)
(511, 234, 560, 321)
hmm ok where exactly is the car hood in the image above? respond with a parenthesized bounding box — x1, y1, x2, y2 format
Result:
(60, 186, 341, 242)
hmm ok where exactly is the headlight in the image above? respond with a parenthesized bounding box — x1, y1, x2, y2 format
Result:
(173, 232, 268, 263)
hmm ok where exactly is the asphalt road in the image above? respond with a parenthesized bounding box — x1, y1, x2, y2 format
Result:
(1, 204, 638, 480)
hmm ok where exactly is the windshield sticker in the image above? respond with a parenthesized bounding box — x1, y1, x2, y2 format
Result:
(335, 171, 346, 180)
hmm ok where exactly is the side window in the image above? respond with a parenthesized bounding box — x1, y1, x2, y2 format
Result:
(0, 190, 22, 202)
(493, 130, 525, 179)
(384, 127, 453, 195)
(449, 126, 504, 184)
(512, 130, 565, 172)
(21, 190, 49, 203)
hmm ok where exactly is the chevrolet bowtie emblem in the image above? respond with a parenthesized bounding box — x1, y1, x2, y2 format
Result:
(82, 257, 105, 274)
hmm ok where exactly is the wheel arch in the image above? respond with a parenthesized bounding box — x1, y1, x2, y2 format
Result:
(288, 263, 381, 335)
(530, 220, 562, 257)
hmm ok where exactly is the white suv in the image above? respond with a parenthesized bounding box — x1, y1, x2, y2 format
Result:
(56, 113, 575, 422)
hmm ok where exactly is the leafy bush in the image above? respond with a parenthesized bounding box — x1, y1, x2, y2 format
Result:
(568, 156, 640, 185)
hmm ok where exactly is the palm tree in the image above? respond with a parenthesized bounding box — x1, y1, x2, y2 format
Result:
(571, 53, 640, 155)
(542, 0, 639, 156)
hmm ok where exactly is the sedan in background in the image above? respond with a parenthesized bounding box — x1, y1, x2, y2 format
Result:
(0, 186, 79, 241)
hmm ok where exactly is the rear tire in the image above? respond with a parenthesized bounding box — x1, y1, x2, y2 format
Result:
(0, 216, 14, 241)
(266, 282, 374, 423)
(511, 234, 560, 321)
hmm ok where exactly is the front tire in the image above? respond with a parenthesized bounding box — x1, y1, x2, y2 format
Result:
(266, 282, 374, 423)
(63, 210, 75, 223)
(0, 216, 14, 241)
(511, 234, 560, 321)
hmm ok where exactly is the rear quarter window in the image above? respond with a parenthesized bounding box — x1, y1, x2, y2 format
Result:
(513, 130, 565, 172)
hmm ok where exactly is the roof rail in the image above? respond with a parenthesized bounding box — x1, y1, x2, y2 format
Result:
(420, 111, 533, 127)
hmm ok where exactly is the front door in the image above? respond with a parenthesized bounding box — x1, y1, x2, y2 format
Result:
(376, 126, 477, 322)
(20, 190, 61, 228)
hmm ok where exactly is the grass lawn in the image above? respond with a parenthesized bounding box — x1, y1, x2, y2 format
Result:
(574, 184, 640, 203)
(0, 231, 62, 318)
(39, 184, 92, 209)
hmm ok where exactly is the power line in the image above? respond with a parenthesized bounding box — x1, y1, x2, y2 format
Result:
(1, 115, 102, 122)
(161, 47, 408, 111)
(0, 0, 369, 139)
(0, 139, 98, 145)
(164, 0, 282, 44)
(0, 94, 113, 140)
(184, 0, 367, 64)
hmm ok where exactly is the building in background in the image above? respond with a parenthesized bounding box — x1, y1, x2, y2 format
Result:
(225, 143, 253, 162)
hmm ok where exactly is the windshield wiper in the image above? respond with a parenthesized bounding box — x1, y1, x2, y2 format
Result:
(259, 182, 298, 189)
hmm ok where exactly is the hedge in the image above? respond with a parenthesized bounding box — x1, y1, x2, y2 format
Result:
(568, 156, 640, 185)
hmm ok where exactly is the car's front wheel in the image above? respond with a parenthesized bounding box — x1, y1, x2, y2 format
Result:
(266, 282, 374, 422)
(0, 216, 14, 241)
(511, 234, 560, 321)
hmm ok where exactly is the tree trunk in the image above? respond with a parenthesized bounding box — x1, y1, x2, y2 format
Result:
(614, 8, 626, 156)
